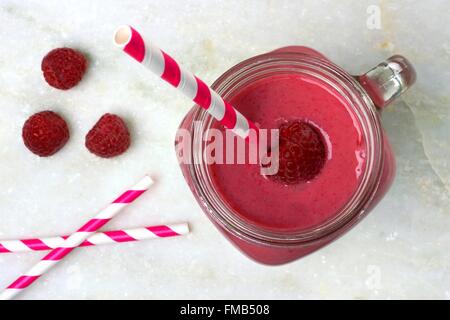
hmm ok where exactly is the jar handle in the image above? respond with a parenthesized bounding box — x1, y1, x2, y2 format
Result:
(358, 55, 416, 109)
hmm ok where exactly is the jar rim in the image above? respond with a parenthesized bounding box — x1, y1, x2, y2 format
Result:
(186, 51, 385, 246)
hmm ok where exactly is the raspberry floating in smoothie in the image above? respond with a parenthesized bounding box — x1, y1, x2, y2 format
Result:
(269, 120, 326, 185)
(85, 113, 130, 158)
(22, 111, 70, 157)
(41, 47, 87, 90)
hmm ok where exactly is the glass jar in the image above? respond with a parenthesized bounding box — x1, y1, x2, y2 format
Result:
(176, 47, 416, 265)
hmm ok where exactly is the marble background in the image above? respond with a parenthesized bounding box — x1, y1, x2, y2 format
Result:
(0, 0, 448, 299)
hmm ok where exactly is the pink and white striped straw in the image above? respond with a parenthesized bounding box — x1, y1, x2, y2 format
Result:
(0, 175, 153, 300)
(114, 25, 258, 139)
(0, 223, 189, 254)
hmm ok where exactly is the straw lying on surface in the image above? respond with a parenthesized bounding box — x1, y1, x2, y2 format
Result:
(0, 175, 153, 300)
(0, 223, 189, 253)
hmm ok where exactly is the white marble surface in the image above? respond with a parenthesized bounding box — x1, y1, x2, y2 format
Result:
(0, 0, 448, 299)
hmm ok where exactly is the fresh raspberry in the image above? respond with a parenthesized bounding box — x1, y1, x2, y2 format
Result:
(41, 48, 87, 90)
(22, 111, 70, 157)
(268, 120, 327, 185)
(85, 114, 131, 158)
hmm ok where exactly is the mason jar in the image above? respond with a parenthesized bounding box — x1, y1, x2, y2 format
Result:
(176, 47, 416, 265)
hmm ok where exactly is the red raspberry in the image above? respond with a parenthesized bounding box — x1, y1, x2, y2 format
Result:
(85, 114, 131, 158)
(22, 111, 70, 157)
(268, 120, 327, 185)
(41, 48, 87, 90)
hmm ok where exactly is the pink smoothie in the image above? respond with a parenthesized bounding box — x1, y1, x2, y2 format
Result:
(209, 73, 367, 232)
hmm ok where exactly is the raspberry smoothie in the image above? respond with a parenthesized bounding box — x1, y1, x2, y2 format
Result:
(209, 73, 366, 233)
(178, 47, 414, 264)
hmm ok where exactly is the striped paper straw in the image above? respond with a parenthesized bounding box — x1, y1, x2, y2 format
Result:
(0, 223, 189, 253)
(0, 175, 153, 300)
(114, 25, 258, 139)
